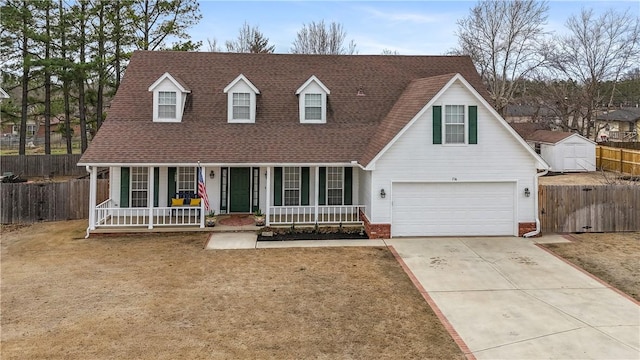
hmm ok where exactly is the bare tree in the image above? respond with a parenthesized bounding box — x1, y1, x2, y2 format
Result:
(549, 8, 640, 139)
(206, 37, 220, 52)
(381, 48, 399, 55)
(291, 20, 356, 55)
(454, 0, 549, 116)
(225, 22, 275, 53)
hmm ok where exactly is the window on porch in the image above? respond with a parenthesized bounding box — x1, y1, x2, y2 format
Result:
(327, 167, 343, 205)
(177, 167, 196, 194)
(130, 167, 148, 207)
(284, 167, 300, 206)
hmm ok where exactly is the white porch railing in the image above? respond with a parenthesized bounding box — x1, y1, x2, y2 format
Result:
(268, 205, 365, 225)
(94, 199, 201, 227)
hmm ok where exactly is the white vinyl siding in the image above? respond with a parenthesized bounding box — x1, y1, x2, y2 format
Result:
(158, 91, 177, 119)
(130, 167, 148, 208)
(327, 167, 343, 205)
(305, 94, 322, 121)
(232, 93, 251, 120)
(177, 167, 196, 193)
(284, 167, 300, 206)
(445, 105, 465, 144)
(370, 80, 538, 230)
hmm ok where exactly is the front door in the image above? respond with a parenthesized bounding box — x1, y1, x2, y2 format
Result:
(229, 167, 251, 212)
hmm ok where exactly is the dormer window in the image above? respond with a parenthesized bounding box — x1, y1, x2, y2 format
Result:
(158, 91, 177, 119)
(305, 94, 322, 120)
(296, 76, 330, 124)
(232, 93, 251, 120)
(148, 72, 190, 123)
(224, 74, 259, 123)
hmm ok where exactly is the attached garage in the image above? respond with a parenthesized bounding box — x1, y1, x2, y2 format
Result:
(391, 182, 516, 237)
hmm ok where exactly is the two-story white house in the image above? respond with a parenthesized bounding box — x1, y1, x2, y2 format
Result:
(78, 51, 548, 238)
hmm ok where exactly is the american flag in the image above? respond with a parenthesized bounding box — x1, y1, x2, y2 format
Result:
(198, 167, 211, 211)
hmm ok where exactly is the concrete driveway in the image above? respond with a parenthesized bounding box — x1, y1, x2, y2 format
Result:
(386, 236, 640, 360)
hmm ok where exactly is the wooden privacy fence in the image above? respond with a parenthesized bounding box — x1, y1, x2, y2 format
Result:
(0, 179, 108, 224)
(596, 146, 640, 176)
(539, 184, 640, 233)
(0, 154, 84, 177)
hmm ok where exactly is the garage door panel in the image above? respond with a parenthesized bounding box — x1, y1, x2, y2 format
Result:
(392, 182, 515, 237)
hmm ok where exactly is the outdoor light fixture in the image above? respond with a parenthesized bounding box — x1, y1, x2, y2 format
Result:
(380, 188, 386, 198)
(524, 187, 530, 197)
(264, 171, 267, 178)
(209, 170, 215, 179)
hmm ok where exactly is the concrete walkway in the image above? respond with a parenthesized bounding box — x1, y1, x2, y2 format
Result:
(386, 236, 640, 360)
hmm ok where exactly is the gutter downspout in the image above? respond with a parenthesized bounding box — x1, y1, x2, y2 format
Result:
(523, 168, 549, 238)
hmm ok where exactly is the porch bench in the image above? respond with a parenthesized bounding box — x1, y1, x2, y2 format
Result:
(171, 192, 201, 216)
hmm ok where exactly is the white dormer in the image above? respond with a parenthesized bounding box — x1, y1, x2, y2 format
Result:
(148, 72, 190, 123)
(223, 74, 260, 123)
(295, 75, 330, 124)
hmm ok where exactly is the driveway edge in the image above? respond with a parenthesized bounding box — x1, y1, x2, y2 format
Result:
(535, 243, 640, 306)
(387, 244, 477, 360)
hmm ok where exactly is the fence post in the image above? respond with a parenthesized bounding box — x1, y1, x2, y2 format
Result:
(619, 148, 624, 173)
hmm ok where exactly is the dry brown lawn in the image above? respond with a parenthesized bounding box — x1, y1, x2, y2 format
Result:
(0, 221, 464, 360)
(541, 232, 640, 301)
(539, 171, 637, 185)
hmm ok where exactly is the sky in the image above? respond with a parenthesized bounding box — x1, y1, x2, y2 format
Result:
(190, 1, 640, 55)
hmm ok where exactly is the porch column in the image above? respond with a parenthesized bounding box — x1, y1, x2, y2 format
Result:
(88, 166, 97, 230)
(314, 166, 319, 223)
(200, 166, 205, 228)
(147, 166, 154, 229)
(265, 167, 271, 226)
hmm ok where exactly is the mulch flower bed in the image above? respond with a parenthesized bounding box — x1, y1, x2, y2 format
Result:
(258, 226, 368, 241)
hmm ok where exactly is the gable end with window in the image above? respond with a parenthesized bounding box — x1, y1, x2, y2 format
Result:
(295, 75, 330, 124)
(432, 104, 478, 145)
(223, 74, 260, 123)
(148, 72, 191, 123)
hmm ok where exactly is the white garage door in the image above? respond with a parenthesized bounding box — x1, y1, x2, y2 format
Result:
(392, 182, 516, 237)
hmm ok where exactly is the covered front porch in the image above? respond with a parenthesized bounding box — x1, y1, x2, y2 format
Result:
(84, 164, 366, 236)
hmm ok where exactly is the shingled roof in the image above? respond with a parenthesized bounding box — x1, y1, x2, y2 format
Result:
(597, 108, 640, 123)
(79, 51, 487, 166)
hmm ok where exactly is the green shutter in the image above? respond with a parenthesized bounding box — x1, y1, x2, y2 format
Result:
(433, 106, 442, 144)
(301, 167, 310, 206)
(343, 167, 352, 205)
(318, 167, 326, 205)
(167, 167, 176, 203)
(469, 105, 478, 144)
(153, 167, 159, 207)
(274, 167, 282, 206)
(120, 167, 130, 207)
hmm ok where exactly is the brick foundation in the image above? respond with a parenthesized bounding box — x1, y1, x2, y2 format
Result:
(518, 222, 538, 237)
(360, 210, 391, 239)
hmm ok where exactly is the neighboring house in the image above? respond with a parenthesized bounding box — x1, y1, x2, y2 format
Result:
(0, 87, 8, 100)
(596, 107, 640, 142)
(504, 104, 559, 125)
(78, 51, 549, 238)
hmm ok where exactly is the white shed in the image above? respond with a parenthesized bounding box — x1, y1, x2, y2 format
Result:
(526, 130, 596, 172)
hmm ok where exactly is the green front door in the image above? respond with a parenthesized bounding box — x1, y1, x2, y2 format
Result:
(229, 167, 251, 212)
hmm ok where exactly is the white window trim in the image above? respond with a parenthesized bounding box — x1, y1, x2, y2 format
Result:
(443, 104, 469, 146)
(158, 91, 177, 120)
(177, 167, 196, 194)
(130, 167, 149, 208)
(326, 167, 344, 206)
(283, 167, 301, 206)
(148, 72, 190, 123)
(296, 75, 330, 124)
(224, 74, 260, 123)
